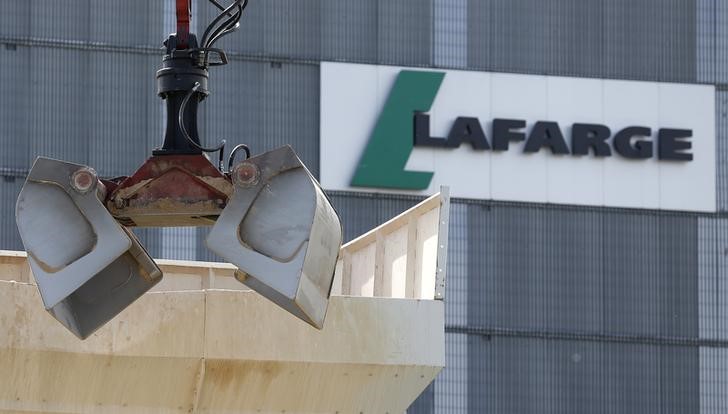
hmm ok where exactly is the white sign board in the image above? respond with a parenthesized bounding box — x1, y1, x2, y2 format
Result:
(320, 62, 716, 212)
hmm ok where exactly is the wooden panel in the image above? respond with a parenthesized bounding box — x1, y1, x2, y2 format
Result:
(335, 189, 448, 301)
(0, 251, 30, 283)
(349, 243, 376, 296)
(383, 225, 408, 298)
(0, 280, 444, 414)
(203, 293, 445, 366)
(415, 207, 440, 300)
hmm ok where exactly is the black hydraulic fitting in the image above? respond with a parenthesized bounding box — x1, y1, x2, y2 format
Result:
(154, 34, 209, 156)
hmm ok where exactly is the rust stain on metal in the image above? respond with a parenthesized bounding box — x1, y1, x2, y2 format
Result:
(198, 176, 233, 195)
(108, 155, 233, 227)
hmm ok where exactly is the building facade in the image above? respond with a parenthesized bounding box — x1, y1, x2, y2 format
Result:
(1, 1, 727, 412)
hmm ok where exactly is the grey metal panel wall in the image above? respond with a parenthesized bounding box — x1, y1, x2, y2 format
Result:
(0, 45, 30, 171)
(468, 337, 699, 414)
(199, 60, 320, 178)
(603, 0, 695, 82)
(328, 193, 425, 242)
(199, 0, 433, 66)
(131, 228, 168, 261)
(0, 46, 162, 177)
(467, 204, 545, 330)
(435, 333, 468, 413)
(541, 208, 603, 333)
(445, 203, 468, 327)
(407, 383, 434, 414)
(0, 2, 30, 38)
(375, 0, 432, 66)
(466, 203, 698, 338)
(697, 0, 716, 83)
(28, 47, 90, 168)
(468, 0, 697, 82)
(717, 1, 728, 83)
(0, 178, 23, 250)
(718, 90, 728, 211)
(701, 348, 728, 413)
(433, 0, 468, 68)
(699, 0, 728, 84)
(0, 1, 707, 83)
(0, 1, 163, 46)
(320, 0, 378, 63)
(602, 212, 662, 336)
(87, 52, 161, 177)
(201, 0, 323, 60)
(698, 217, 728, 340)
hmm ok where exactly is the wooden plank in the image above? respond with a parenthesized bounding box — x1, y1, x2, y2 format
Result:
(383, 225, 408, 299)
(350, 244, 376, 297)
(415, 207, 440, 300)
(0, 281, 444, 414)
(373, 231, 385, 296)
(341, 193, 441, 254)
(342, 250, 352, 296)
(405, 216, 418, 299)
(0, 251, 30, 284)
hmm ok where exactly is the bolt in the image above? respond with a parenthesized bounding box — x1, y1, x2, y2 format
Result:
(233, 162, 260, 188)
(70, 168, 97, 194)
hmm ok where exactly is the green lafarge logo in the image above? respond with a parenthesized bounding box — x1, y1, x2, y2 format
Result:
(351, 70, 445, 190)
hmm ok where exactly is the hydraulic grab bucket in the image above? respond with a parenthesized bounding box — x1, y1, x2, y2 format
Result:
(207, 146, 343, 329)
(12, 0, 344, 339)
(16, 158, 162, 339)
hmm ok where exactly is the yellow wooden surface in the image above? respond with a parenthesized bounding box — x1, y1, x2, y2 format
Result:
(0, 256, 444, 414)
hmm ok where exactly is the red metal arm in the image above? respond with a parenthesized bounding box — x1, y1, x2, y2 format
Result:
(176, 0, 192, 49)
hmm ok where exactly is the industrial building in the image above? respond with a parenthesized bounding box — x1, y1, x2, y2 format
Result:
(0, 1, 727, 412)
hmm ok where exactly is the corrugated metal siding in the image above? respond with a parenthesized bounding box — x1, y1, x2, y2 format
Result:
(0, 177, 23, 250)
(701, 348, 728, 413)
(200, 60, 320, 177)
(711, 0, 728, 84)
(433, 0, 467, 68)
(435, 333, 468, 413)
(717, 90, 728, 211)
(0, 0, 706, 82)
(468, 337, 698, 414)
(698, 217, 728, 340)
(697, 0, 716, 83)
(0, 46, 30, 171)
(198, 0, 433, 66)
(466, 204, 698, 337)
(468, 0, 697, 82)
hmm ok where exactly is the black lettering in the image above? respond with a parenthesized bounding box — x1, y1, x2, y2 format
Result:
(658, 129, 693, 161)
(413, 113, 448, 147)
(447, 117, 489, 150)
(524, 121, 569, 154)
(613, 126, 653, 159)
(492, 119, 526, 151)
(571, 123, 612, 157)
